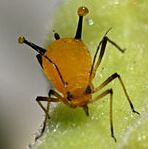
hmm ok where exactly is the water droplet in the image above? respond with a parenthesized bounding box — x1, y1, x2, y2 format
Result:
(86, 17, 94, 26)
(138, 134, 146, 142)
(53, 123, 60, 132)
(91, 115, 99, 120)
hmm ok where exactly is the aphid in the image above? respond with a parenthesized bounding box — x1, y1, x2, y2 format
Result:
(18, 6, 140, 142)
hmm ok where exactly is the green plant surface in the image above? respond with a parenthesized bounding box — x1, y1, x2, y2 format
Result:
(34, 0, 148, 149)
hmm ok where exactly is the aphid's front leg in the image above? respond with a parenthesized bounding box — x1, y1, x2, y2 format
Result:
(89, 88, 116, 142)
(90, 33, 125, 80)
(93, 73, 140, 115)
(35, 90, 61, 140)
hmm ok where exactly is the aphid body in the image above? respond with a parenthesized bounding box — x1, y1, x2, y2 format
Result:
(43, 38, 92, 107)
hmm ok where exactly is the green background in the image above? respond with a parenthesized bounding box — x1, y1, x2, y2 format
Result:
(34, 0, 148, 149)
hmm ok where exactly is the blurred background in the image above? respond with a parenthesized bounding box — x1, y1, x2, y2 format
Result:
(0, 0, 61, 148)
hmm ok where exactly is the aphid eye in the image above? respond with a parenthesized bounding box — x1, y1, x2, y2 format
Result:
(67, 91, 73, 101)
(54, 33, 60, 40)
(77, 6, 89, 16)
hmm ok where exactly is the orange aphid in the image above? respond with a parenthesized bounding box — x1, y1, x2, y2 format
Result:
(18, 6, 139, 142)
(43, 38, 92, 106)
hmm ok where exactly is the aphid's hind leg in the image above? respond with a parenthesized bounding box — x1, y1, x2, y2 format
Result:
(89, 88, 116, 142)
(90, 33, 125, 80)
(93, 73, 140, 115)
(35, 90, 61, 140)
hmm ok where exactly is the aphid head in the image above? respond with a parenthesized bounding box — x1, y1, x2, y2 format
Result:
(66, 86, 92, 107)
(18, 36, 46, 55)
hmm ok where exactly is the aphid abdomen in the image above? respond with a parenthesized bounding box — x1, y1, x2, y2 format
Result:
(42, 38, 92, 93)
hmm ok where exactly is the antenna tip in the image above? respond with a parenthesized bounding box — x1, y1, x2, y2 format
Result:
(77, 6, 89, 16)
(18, 36, 25, 44)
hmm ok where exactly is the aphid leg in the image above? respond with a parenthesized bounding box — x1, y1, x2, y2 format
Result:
(90, 35, 125, 80)
(83, 105, 89, 116)
(48, 89, 62, 98)
(90, 89, 117, 142)
(93, 73, 140, 115)
(35, 96, 59, 140)
(35, 90, 62, 140)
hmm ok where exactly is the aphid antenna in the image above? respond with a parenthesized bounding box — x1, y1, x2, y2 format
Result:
(75, 6, 89, 39)
(18, 36, 46, 55)
(18, 36, 68, 87)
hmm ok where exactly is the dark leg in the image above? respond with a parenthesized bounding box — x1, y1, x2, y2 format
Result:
(35, 90, 62, 140)
(48, 89, 62, 98)
(35, 96, 59, 140)
(90, 34, 125, 80)
(93, 73, 140, 115)
(89, 88, 116, 142)
(36, 96, 59, 119)
(83, 105, 89, 116)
